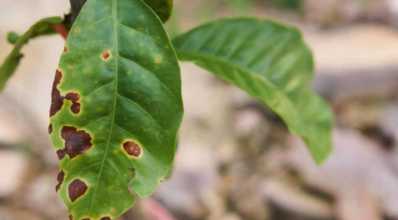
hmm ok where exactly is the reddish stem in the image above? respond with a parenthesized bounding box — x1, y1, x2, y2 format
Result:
(52, 24, 69, 39)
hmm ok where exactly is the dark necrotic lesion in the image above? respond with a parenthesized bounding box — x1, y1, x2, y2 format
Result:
(48, 124, 53, 134)
(50, 69, 81, 116)
(64, 92, 81, 114)
(123, 141, 142, 158)
(68, 179, 88, 202)
(50, 69, 64, 116)
(59, 126, 92, 159)
(56, 170, 65, 192)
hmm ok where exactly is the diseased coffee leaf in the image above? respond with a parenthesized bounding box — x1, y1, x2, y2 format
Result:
(49, 0, 182, 219)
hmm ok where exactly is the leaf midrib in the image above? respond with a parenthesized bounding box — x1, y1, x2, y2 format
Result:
(176, 43, 330, 163)
(176, 49, 301, 127)
(87, 0, 120, 214)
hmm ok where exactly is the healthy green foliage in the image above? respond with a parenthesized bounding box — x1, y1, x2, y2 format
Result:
(173, 18, 332, 163)
(49, 0, 182, 219)
(0, 16, 62, 91)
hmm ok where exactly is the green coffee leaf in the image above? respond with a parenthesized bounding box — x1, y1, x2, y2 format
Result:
(173, 18, 333, 164)
(49, 0, 182, 219)
(0, 16, 62, 91)
(144, 0, 173, 22)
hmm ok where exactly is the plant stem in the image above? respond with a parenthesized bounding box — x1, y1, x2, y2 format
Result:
(65, 0, 86, 28)
(70, 0, 86, 16)
(53, 24, 68, 39)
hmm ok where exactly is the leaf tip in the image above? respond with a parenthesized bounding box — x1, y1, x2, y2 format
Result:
(311, 142, 333, 165)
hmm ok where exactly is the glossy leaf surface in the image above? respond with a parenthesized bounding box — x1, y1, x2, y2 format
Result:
(173, 18, 333, 163)
(0, 16, 62, 91)
(144, 0, 173, 22)
(49, 0, 182, 219)
(67, 0, 173, 26)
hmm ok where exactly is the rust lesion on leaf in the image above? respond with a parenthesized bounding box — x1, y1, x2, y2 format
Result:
(101, 50, 111, 62)
(49, 69, 82, 116)
(65, 92, 81, 114)
(50, 69, 64, 117)
(60, 126, 92, 159)
(56, 149, 66, 160)
(48, 124, 53, 134)
(63, 46, 68, 53)
(122, 140, 143, 159)
(56, 170, 65, 192)
(154, 54, 163, 64)
(68, 179, 88, 202)
(100, 217, 111, 220)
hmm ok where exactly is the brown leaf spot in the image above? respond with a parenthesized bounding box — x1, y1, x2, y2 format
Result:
(64, 46, 68, 53)
(101, 217, 111, 220)
(49, 69, 81, 115)
(56, 170, 65, 192)
(65, 92, 81, 114)
(154, 55, 163, 64)
(123, 141, 142, 158)
(50, 69, 64, 116)
(61, 126, 92, 159)
(68, 179, 88, 202)
(56, 149, 66, 160)
(101, 50, 111, 61)
(48, 124, 53, 134)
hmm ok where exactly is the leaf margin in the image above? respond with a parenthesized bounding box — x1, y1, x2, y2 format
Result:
(50, 0, 183, 219)
(172, 17, 334, 164)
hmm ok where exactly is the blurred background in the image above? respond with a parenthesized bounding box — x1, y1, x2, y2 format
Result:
(2, 0, 398, 219)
